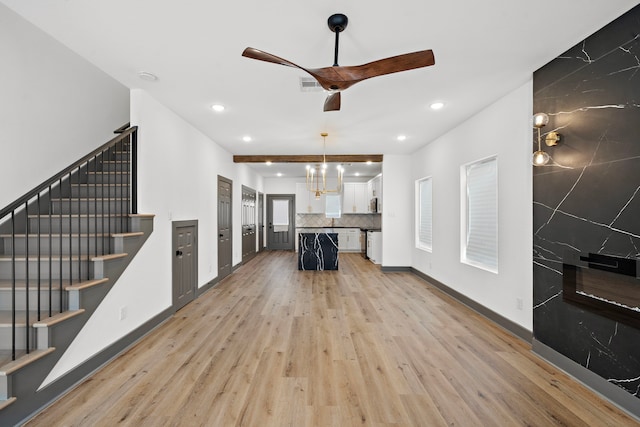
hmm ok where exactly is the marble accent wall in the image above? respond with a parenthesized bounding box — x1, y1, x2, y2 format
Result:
(533, 5, 640, 400)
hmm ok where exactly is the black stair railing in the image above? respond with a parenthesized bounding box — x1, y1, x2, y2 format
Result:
(0, 125, 137, 361)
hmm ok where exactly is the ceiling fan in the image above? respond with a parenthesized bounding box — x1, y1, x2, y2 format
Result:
(242, 13, 435, 112)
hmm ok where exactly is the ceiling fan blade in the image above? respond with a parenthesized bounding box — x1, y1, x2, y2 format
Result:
(242, 47, 334, 92)
(358, 49, 435, 77)
(324, 92, 341, 112)
(242, 47, 303, 69)
(308, 49, 435, 91)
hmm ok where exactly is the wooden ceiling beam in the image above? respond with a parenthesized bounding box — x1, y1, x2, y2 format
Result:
(233, 154, 383, 163)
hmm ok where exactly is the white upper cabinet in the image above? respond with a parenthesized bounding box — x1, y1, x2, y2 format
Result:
(342, 182, 369, 214)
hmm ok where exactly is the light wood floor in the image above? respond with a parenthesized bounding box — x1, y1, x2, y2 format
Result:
(27, 252, 639, 426)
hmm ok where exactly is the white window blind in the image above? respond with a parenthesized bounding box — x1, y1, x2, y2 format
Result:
(416, 177, 432, 251)
(463, 157, 498, 272)
(325, 194, 342, 218)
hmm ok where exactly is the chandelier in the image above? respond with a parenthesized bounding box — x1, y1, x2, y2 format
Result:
(306, 132, 344, 199)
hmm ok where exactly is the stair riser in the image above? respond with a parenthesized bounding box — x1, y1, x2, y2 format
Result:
(0, 289, 61, 311)
(101, 162, 129, 172)
(51, 200, 127, 215)
(0, 326, 34, 350)
(3, 236, 107, 256)
(86, 173, 129, 185)
(28, 217, 127, 234)
(0, 259, 91, 281)
(71, 185, 129, 198)
(112, 152, 130, 162)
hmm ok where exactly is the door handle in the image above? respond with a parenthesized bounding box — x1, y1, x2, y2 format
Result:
(176, 250, 183, 256)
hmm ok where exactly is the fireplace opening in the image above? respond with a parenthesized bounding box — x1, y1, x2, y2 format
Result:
(563, 253, 640, 329)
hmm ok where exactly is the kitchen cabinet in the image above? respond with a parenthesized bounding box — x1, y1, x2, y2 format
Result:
(345, 229, 360, 251)
(367, 231, 382, 264)
(295, 183, 324, 214)
(342, 182, 369, 214)
(336, 228, 360, 252)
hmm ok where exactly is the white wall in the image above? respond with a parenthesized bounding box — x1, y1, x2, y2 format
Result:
(382, 156, 414, 266)
(42, 89, 263, 385)
(410, 81, 533, 330)
(263, 177, 298, 195)
(0, 4, 130, 208)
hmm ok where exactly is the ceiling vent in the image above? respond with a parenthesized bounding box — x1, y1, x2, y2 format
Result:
(300, 77, 323, 92)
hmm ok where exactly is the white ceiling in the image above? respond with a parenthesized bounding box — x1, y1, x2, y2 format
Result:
(3, 1, 638, 170)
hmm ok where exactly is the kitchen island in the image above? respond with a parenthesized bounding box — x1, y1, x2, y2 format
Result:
(298, 232, 339, 270)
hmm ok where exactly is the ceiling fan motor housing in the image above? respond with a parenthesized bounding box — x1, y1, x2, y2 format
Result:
(328, 13, 348, 33)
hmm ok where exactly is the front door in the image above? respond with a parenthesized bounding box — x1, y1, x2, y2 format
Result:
(266, 194, 295, 250)
(172, 221, 197, 311)
(218, 176, 232, 280)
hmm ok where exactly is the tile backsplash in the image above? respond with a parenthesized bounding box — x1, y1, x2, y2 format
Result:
(296, 214, 381, 229)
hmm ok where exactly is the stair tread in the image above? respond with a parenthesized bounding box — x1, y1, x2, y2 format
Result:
(33, 309, 85, 328)
(112, 232, 144, 238)
(65, 277, 109, 291)
(0, 348, 56, 376)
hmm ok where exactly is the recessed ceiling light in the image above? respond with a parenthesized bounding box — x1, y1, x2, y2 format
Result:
(397, 135, 407, 142)
(430, 102, 444, 110)
(138, 71, 158, 82)
(366, 161, 372, 165)
(277, 172, 283, 177)
(266, 161, 272, 166)
(242, 136, 252, 142)
(355, 172, 360, 177)
(211, 104, 225, 112)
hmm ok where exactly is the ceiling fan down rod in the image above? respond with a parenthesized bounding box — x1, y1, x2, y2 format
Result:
(328, 13, 348, 67)
(333, 31, 340, 66)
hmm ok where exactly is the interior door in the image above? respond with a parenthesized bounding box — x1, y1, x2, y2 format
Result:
(172, 221, 197, 311)
(218, 176, 232, 280)
(258, 192, 264, 252)
(266, 194, 295, 250)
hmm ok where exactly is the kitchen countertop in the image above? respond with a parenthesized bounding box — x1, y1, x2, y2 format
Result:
(296, 226, 361, 229)
(296, 227, 381, 231)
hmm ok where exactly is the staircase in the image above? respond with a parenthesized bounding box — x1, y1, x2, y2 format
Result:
(0, 125, 154, 425)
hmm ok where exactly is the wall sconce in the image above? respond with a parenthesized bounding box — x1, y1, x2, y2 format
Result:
(532, 113, 561, 166)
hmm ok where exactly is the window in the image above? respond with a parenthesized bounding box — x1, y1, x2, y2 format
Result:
(416, 177, 432, 251)
(461, 156, 498, 273)
(272, 199, 289, 232)
(325, 194, 341, 218)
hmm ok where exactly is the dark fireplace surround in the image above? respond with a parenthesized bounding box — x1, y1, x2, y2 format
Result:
(532, 3, 640, 411)
(563, 253, 640, 329)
